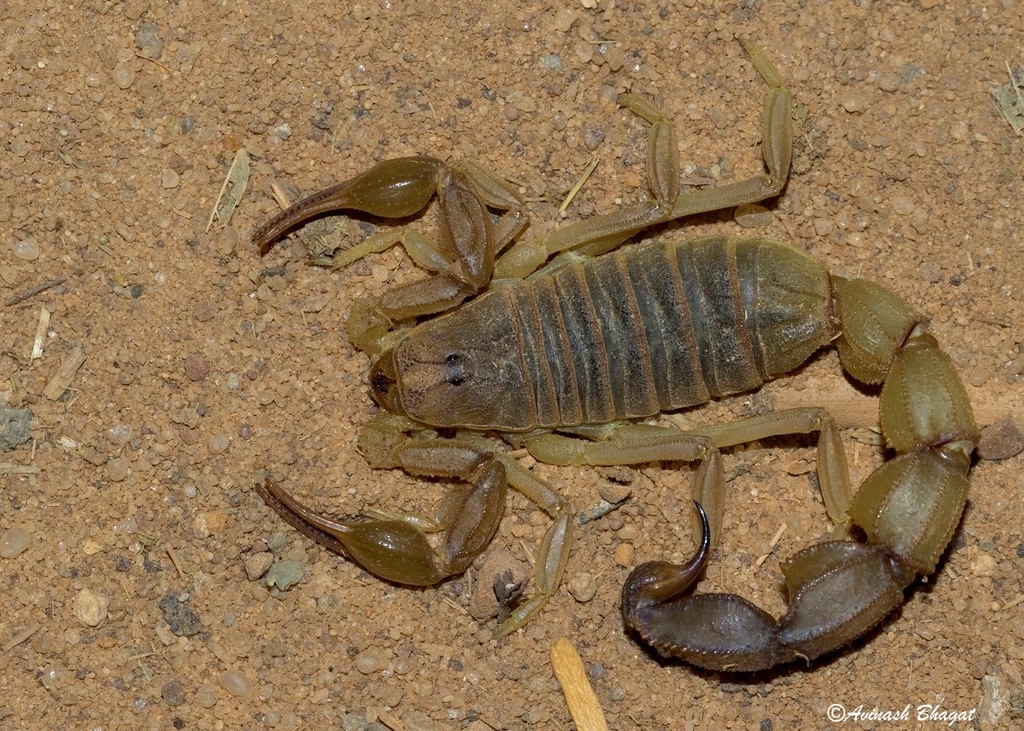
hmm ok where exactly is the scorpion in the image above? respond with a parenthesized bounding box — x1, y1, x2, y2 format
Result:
(251, 41, 977, 672)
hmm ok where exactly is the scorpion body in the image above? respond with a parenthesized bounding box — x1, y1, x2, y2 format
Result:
(372, 235, 833, 430)
(252, 41, 978, 672)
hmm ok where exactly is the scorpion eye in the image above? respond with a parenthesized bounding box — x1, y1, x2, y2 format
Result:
(371, 368, 395, 400)
(444, 353, 466, 387)
(368, 350, 399, 408)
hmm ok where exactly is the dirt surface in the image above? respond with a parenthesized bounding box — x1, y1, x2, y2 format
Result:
(2, 1, 1023, 729)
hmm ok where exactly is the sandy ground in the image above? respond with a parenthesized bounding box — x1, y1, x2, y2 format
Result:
(2, 1, 1023, 729)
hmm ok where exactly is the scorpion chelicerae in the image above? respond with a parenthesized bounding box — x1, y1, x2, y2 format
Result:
(251, 41, 977, 671)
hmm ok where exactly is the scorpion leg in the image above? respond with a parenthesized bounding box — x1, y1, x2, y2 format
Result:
(687, 408, 853, 538)
(460, 436, 574, 637)
(495, 38, 792, 279)
(524, 408, 849, 551)
(525, 426, 726, 546)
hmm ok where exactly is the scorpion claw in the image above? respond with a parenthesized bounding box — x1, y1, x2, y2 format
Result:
(256, 477, 452, 587)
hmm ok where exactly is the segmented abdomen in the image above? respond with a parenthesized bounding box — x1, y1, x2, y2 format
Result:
(509, 235, 834, 427)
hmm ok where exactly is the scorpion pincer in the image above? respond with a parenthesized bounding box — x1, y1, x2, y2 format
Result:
(252, 40, 977, 670)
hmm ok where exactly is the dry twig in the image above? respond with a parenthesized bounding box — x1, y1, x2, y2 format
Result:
(551, 636, 609, 731)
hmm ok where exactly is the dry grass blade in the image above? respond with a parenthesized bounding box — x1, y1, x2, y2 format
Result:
(0, 463, 41, 475)
(3, 623, 42, 652)
(4, 276, 68, 307)
(559, 157, 600, 214)
(550, 636, 609, 731)
(31, 305, 50, 360)
(207, 148, 251, 231)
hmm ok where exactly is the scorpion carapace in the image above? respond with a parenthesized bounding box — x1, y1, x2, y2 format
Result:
(251, 40, 977, 670)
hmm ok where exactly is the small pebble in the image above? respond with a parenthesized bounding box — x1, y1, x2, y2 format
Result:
(106, 458, 129, 482)
(596, 480, 632, 504)
(604, 45, 624, 72)
(915, 626, 936, 642)
(840, 92, 867, 113)
(112, 64, 136, 89)
(73, 588, 110, 627)
(162, 679, 186, 707)
(876, 72, 901, 93)
(209, 434, 231, 454)
(159, 591, 205, 636)
(380, 686, 404, 708)
(265, 559, 303, 590)
(968, 368, 991, 388)
(971, 552, 997, 577)
(469, 549, 527, 620)
(113, 516, 138, 535)
(135, 22, 164, 59)
(194, 511, 227, 538)
(354, 647, 392, 674)
(40, 668, 60, 690)
(0, 526, 32, 558)
(541, 54, 563, 71)
(196, 683, 218, 708)
(813, 217, 834, 236)
(400, 710, 433, 730)
(734, 203, 773, 228)
(977, 418, 1024, 461)
(568, 572, 597, 603)
(194, 300, 219, 322)
(244, 551, 274, 581)
(613, 543, 634, 567)
(155, 620, 176, 647)
(217, 227, 238, 256)
(582, 125, 606, 151)
(552, 8, 576, 32)
(161, 168, 180, 188)
(12, 237, 40, 261)
(891, 197, 915, 215)
(185, 353, 210, 381)
(574, 41, 593, 64)
(218, 669, 253, 698)
(108, 423, 134, 445)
